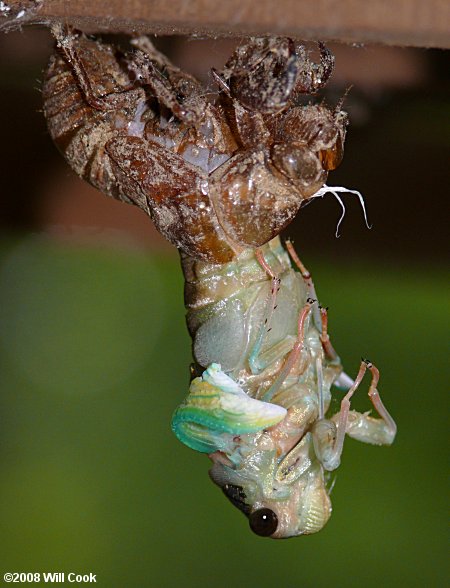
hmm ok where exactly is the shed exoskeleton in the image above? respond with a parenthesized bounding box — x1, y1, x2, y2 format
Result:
(43, 29, 347, 263)
(173, 237, 396, 538)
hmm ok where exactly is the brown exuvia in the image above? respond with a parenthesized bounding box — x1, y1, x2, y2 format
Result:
(43, 27, 347, 262)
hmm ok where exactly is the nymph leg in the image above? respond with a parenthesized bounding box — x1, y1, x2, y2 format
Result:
(129, 37, 208, 126)
(51, 24, 130, 111)
(293, 42, 335, 95)
(313, 360, 396, 471)
(126, 50, 199, 123)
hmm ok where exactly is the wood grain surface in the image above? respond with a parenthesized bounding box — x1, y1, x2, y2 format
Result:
(2, 0, 449, 48)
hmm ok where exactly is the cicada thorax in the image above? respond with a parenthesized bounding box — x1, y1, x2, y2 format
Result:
(209, 128, 316, 250)
(207, 75, 348, 252)
(182, 236, 340, 403)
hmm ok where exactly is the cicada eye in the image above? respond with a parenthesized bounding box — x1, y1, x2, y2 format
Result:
(271, 143, 326, 197)
(249, 508, 278, 537)
(319, 133, 344, 171)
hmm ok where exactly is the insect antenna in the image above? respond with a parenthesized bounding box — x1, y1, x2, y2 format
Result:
(335, 85, 353, 114)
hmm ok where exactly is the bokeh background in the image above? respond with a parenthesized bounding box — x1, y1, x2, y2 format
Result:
(0, 28, 448, 587)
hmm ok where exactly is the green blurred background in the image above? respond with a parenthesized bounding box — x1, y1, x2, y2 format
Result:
(0, 237, 447, 587)
(0, 28, 449, 587)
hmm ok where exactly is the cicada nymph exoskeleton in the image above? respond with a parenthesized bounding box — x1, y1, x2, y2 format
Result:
(42, 30, 396, 538)
(43, 29, 350, 262)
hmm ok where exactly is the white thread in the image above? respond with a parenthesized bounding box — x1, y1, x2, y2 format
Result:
(310, 184, 371, 237)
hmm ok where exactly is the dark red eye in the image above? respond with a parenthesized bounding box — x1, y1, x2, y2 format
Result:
(249, 508, 278, 537)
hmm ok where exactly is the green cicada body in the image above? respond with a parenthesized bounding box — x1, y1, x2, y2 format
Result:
(173, 237, 396, 538)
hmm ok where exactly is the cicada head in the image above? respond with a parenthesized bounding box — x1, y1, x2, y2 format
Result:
(271, 105, 348, 198)
(172, 364, 333, 538)
(208, 432, 332, 539)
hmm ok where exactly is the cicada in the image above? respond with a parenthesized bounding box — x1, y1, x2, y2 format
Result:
(175, 237, 396, 537)
(42, 29, 396, 538)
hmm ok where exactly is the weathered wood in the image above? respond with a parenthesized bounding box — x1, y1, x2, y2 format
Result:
(1, 0, 449, 48)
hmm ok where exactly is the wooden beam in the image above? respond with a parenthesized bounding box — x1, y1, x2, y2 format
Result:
(1, 0, 449, 48)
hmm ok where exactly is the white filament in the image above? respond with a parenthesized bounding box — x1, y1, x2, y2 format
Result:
(309, 184, 371, 237)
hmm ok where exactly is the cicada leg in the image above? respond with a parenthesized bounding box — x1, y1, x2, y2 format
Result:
(51, 24, 132, 111)
(335, 360, 397, 445)
(262, 301, 314, 402)
(250, 248, 317, 400)
(286, 240, 341, 363)
(318, 305, 339, 362)
(285, 240, 323, 332)
(312, 359, 397, 471)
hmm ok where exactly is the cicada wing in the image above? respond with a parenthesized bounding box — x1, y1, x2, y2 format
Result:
(172, 364, 287, 453)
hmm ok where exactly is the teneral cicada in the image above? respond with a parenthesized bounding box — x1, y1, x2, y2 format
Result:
(175, 238, 396, 537)
(43, 29, 396, 538)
